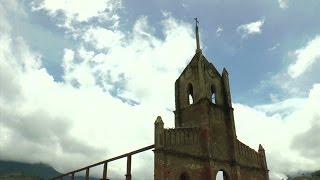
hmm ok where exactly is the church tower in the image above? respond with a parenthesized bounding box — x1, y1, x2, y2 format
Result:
(154, 19, 269, 180)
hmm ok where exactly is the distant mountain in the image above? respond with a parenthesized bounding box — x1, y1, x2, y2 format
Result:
(0, 160, 60, 179)
(0, 160, 101, 180)
(0, 172, 43, 180)
(287, 170, 320, 180)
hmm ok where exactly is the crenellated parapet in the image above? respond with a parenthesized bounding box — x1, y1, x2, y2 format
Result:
(236, 140, 266, 169)
(163, 127, 201, 147)
(155, 116, 202, 156)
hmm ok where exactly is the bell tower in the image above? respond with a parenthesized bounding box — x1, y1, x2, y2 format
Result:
(154, 19, 269, 180)
(174, 19, 235, 136)
(172, 18, 238, 165)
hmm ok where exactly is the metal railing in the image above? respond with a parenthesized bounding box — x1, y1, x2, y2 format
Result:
(51, 144, 155, 180)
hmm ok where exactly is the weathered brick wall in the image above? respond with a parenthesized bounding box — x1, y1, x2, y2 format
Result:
(155, 152, 210, 180)
(162, 127, 202, 156)
(178, 101, 211, 128)
(236, 140, 262, 168)
(209, 105, 233, 162)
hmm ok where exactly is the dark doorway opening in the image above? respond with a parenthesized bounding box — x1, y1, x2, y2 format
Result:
(179, 172, 190, 180)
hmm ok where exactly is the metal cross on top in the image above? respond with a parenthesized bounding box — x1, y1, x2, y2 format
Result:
(194, 18, 199, 27)
(194, 18, 200, 51)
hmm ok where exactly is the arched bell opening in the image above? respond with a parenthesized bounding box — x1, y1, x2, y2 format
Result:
(211, 84, 216, 104)
(187, 83, 194, 105)
(216, 170, 229, 180)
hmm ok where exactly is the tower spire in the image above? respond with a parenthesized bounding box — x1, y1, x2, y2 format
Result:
(194, 18, 201, 53)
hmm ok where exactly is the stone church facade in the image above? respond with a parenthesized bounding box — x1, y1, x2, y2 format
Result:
(154, 21, 269, 180)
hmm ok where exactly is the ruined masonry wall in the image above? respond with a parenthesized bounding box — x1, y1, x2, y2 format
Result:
(236, 140, 262, 168)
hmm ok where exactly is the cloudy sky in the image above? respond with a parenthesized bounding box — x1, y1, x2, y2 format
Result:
(0, 0, 319, 179)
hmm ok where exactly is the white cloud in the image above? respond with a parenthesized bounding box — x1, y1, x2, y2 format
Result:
(261, 35, 320, 98)
(31, 0, 121, 33)
(0, 3, 195, 178)
(237, 19, 265, 38)
(288, 35, 320, 78)
(0, 31, 157, 177)
(268, 43, 280, 51)
(235, 84, 320, 178)
(83, 27, 124, 50)
(62, 48, 75, 73)
(216, 26, 223, 37)
(269, 93, 279, 102)
(278, 0, 289, 9)
(32, 0, 120, 22)
(72, 15, 194, 107)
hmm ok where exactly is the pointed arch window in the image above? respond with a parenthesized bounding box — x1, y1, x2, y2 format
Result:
(187, 83, 194, 105)
(211, 84, 216, 104)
